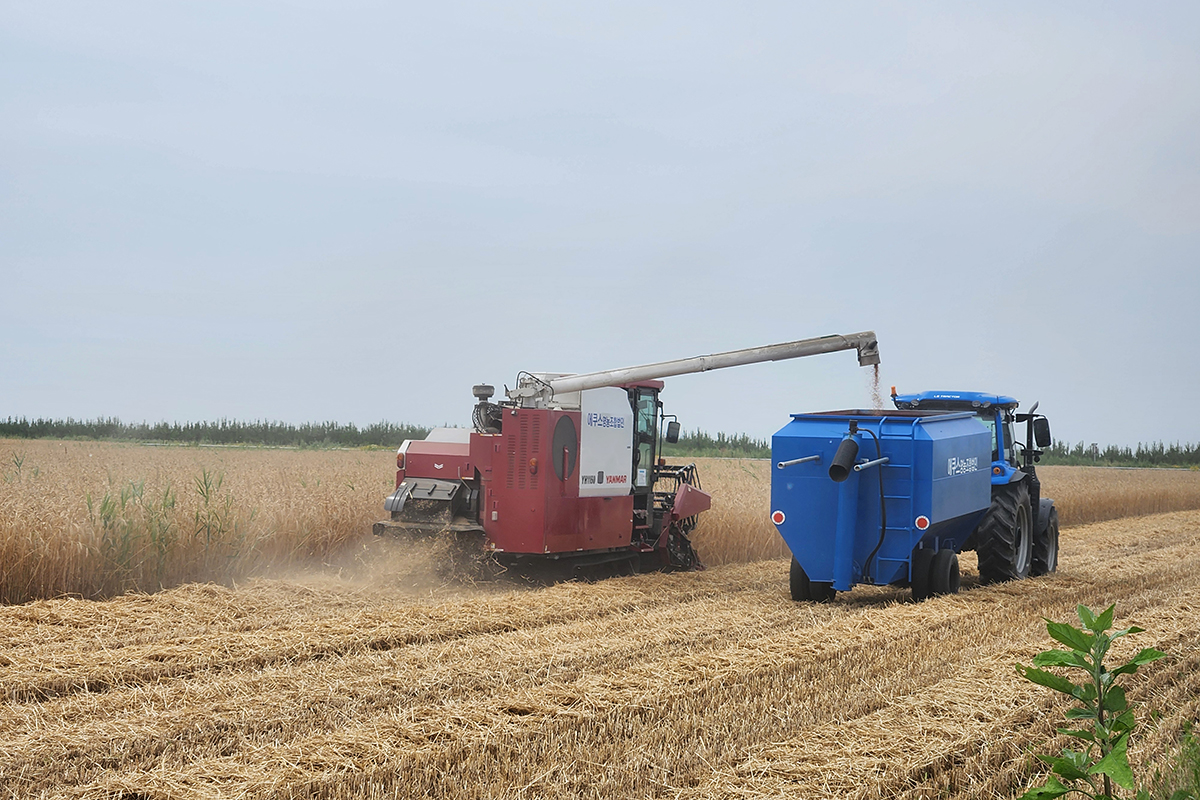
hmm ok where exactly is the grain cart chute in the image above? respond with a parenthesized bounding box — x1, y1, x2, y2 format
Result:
(374, 331, 881, 574)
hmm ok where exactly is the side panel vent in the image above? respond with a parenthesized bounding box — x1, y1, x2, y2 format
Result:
(506, 429, 516, 490)
(530, 415, 541, 490)
(517, 416, 530, 490)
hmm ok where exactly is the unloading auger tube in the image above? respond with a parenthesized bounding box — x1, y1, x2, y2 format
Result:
(509, 331, 880, 407)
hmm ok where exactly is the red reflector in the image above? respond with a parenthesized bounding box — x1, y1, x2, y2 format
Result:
(915, 515, 930, 530)
(771, 510, 785, 525)
(396, 451, 405, 469)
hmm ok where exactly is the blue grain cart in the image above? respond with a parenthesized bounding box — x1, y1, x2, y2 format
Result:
(771, 409, 993, 601)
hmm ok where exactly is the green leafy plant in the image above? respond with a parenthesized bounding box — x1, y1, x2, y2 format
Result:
(1016, 604, 1172, 800)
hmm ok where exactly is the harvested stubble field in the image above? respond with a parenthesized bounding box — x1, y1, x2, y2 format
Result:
(2, 440, 1200, 799)
(1, 511, 1198, 799)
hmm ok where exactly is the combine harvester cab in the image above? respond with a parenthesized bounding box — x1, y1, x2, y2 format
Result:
(772, 409, 993, 601)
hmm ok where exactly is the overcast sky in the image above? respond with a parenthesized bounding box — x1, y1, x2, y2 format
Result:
(2, 2, 1198, 447)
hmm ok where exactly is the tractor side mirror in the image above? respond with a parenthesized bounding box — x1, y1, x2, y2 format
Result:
(1033, 417, 1051, 448)
(666, 421, 681, 444)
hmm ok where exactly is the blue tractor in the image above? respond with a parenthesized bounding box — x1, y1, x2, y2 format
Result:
(891, 389, 1059, 583)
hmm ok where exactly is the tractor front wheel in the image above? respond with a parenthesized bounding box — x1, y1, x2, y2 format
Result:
(976, 481, 1033, 584)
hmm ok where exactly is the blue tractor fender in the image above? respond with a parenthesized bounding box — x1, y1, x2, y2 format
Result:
(1036, 498, 1055, 535)
(992, 463, 1024, 486)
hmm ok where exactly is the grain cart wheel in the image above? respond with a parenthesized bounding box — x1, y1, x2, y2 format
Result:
(808, 581, 836, 603)
(789, 556, 810, 601)
(910, 547, 935, 601)
(930, 549, 961, 596)
(976, 481, 1033, 584)
(789, 557, 836, 602)
(1031, 506, 1059, 577)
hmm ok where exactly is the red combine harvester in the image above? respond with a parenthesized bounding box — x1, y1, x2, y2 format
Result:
(373, 332, 880, 574)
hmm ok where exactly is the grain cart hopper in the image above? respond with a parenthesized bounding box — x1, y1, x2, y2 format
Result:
(772, 410, 992, 601)
(891, 390, 1058, 583)
(374, 332, 880, 574)
(771, 393, 1058, 602)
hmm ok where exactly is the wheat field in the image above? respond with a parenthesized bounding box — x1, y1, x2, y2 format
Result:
(3, 439, 1200, 600)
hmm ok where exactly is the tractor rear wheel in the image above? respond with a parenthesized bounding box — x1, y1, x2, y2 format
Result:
(789, 557, 836, 602)
(1032, 506, 1059, 576)
(910, 547, 935, 601)
(976, 480, 1033, 584)
(930, 549, 961, 596)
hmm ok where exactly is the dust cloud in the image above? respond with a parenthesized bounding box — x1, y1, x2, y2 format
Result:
(262, 533, 524, 601)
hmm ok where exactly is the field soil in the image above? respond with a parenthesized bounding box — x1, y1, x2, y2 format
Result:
(2, 510, 1198, 799)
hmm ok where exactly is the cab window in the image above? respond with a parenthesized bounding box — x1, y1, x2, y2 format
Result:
(977, 414, 999, 462)
(633, 390, 657, 488)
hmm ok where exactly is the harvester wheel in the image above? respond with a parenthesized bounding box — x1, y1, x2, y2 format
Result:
(1031, 506, 1059, 577)
(929, 549, 960, 596)
(789, 557, 835, 603)
(910, 547, 935, 601)
(976, 481, 1033, 584)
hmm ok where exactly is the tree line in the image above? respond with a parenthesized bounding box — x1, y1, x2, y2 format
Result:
(0, 417, 430, 448)
(0, 416, 773, 457)
(3, 416, 1196, 466)
(661, 430, 770, 459)
(1039, 440, 1200, 468)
